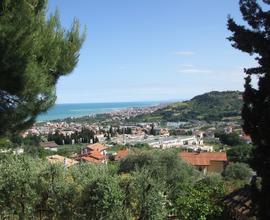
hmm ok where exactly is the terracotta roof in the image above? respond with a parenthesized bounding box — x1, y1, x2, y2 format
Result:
(86, 143, 108, 152)
(89, 150, 106, 160)
(46, 155, 78, 167)
(179, 152, 227, 166)
(81, 156, 102, 164)
(81, 150, 107, 164)
(40, 141, 58, 148)
(115, 149, 129, 161)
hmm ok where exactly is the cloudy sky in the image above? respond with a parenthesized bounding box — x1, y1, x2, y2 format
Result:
(48, 0, 256, 103)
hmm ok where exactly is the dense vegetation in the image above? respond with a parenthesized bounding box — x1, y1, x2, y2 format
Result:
(228, 0, 270, 218)
(0, 150, 251, 220)
(129, 91, 242, 123)
(0, 0, 85, 137)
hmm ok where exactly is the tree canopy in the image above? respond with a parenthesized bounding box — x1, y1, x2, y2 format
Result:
(228, 0, 270, 218)
(0, 0, 85, 137)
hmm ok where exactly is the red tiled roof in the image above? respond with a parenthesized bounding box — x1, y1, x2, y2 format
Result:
(89, 150, 106, 160)
(81, 150, 107, 164)
(81, 156, 102, 164)
(179, 152, 227, 166)
(86, 143, 108, 152)
(115, 149, 129, 161)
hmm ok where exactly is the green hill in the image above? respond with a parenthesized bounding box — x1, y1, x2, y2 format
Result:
(130, 91, 243, 122)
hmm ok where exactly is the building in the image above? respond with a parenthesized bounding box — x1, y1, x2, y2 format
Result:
(179, 151, 228, 174)
(76, 143, 108, 164)
(81, 151, 107, 164)
(146, 136, 201, 149)
(82, 143, 108, 155)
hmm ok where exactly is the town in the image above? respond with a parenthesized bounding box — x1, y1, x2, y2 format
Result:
(1, 0, 266, 218)
(19, 109, 251, 174)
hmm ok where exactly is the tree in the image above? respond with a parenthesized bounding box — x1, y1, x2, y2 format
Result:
(0, 156, 40, 219)
(78, 175, 124, 219)
(120, 169, 167, 220)
(227, 144, 252, 163)
(35, 163, 79, 219)
(215, 132, 242, 146)
(223, 162, 252, 182)
(228, 1, 270, 218)
(150, 123, 155, 135)
(0, 0, 85, 137)
(175, 175, 226, 220)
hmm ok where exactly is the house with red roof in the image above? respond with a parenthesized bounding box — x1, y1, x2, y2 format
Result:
(76, 143, 108, 164)
(81, 143, 108, 155)
(81, 150, 107, 164)
(179, 151, 228, 174)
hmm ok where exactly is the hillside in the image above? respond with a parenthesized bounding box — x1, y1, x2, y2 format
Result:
(129, 91, 243, 122)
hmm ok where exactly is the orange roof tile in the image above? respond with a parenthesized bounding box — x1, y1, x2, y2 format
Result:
(179, 152, 227, 166)
(115, 149, 129, 161)
(86, 143, 108, 152)
(81, 156, 102, 164)
(89, 150, 106, 160)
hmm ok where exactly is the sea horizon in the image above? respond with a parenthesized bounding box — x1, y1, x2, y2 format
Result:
(37, 100, 178, 122)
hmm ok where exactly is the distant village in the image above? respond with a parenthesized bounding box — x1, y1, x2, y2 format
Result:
(19, 107, 251, 174)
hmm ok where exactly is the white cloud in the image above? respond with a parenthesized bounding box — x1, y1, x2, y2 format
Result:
(174, 51, 195, 56)
(178, 69, 213, 74)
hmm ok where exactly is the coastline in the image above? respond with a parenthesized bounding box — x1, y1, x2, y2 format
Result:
(37, 101, 170, 122)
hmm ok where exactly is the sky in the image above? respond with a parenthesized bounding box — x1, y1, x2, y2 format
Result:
(47, 0, 256, 104)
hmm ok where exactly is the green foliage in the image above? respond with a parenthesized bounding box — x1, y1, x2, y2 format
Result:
(0, 156, 41, 219)
(132, 169, 167, 220)
(175, 174, 226, 220)
(78, 175, 124, 219)
(0, 0, 85, 137)
(215, 132, 243, 146)
(56, 144, 84, 157)
(48, 128, 96, 145)
(0, 137, 14, 149)
(23, 144, 53, 158)
(119, 150, 198, 205)
(133, 143, 151, 150)
(223, 162, 252, 182)
(109, 144, 126, 152)
(0, 150, 250, 219)
(228, 0, 270, 218)
(129, 91, 242, 123)
(35, 163, 78, 219)
(227, 144, 252, 163)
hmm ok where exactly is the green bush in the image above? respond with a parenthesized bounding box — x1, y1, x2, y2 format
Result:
(223, 162, 252, 181)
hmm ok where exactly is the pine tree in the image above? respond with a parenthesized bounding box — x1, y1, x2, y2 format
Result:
(228, 1, 270, 218)
(0, 0, 85, 136)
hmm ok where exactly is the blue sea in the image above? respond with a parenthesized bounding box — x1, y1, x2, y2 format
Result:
(37, 101, 161, 122)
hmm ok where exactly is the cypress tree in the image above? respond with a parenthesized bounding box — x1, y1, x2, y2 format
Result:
(0, 0, 85, 136)
(228, 0, 270, 218)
